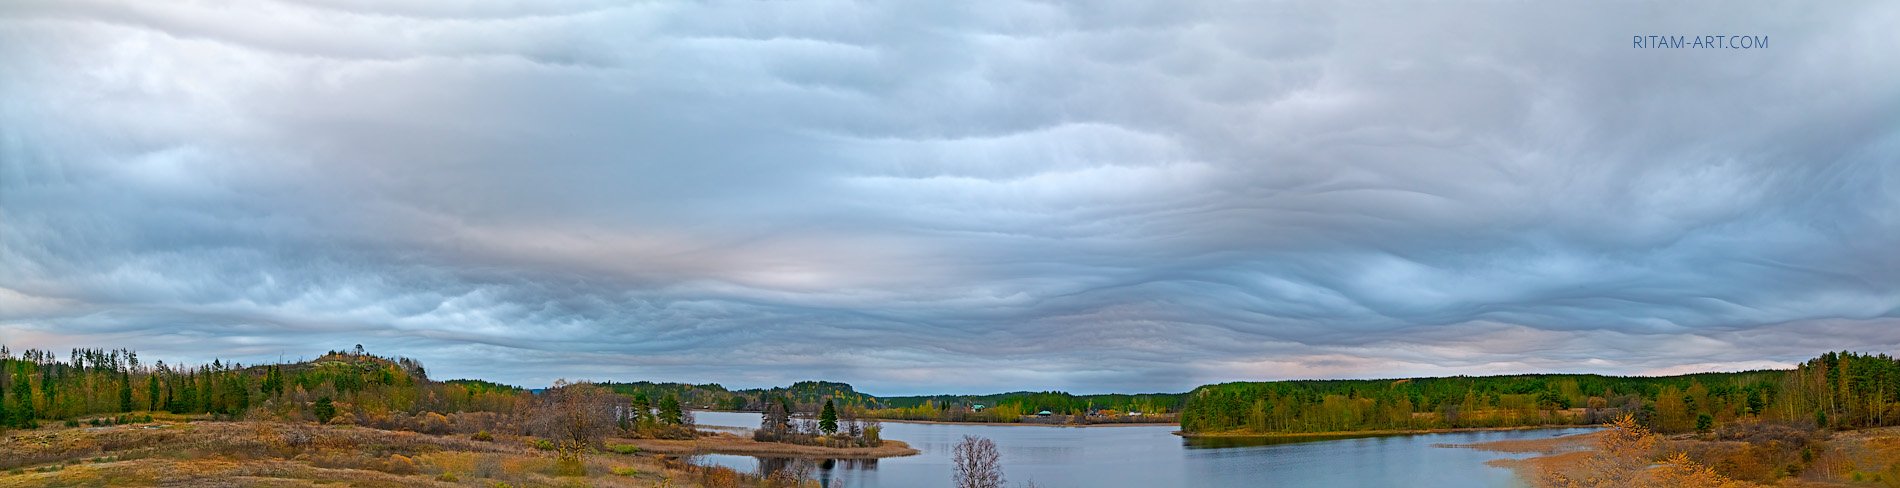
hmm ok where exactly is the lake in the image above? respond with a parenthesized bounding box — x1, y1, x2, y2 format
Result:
(689, 410, 1595, 487)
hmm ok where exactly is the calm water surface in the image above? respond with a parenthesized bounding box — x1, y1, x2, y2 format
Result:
(690, 410, 1594, 488)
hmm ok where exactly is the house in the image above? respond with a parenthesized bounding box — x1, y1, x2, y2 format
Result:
(971, 404, 986, 412)
(1036, 410, 1053, 417)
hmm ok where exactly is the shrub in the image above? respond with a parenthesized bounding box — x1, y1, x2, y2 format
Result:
(530, 439, 556, 450)
(550, 451, 587, 477)
(472, 430, 495, 441)
(609, 444, 640, 455)
(472, 454, 503, 479)
(386, 454, 419, 475)
(314, 397, 336, 423)
(611, 466, 639, 476)
(436, 472, 460, 482)
(417, 412, 451, 434)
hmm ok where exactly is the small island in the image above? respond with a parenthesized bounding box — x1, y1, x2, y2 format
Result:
(616, 397, 920, 459)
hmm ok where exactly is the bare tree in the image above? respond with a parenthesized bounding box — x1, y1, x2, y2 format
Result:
(528, 379, 623, 449)
(952, 435, 1004, 488)
(757, 399, 792, 441)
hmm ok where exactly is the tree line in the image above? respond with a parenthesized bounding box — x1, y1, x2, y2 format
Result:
(0, 345, 696, 443)
(599, 380, 877, 413)
(1179, 351, 1897, 435)
(869, 390, 1183, 423)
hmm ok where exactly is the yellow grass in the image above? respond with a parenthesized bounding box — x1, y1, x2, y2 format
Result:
(1183, 424, 1593, 439)
(0, 420, 702, 487)
(1451, 417, 1900, 487)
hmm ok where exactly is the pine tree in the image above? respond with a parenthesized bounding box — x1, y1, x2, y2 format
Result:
(147, 375, 160, 411)
(12, 364, 35, 426)
(0, 370, 9, 429)
(261, 366, 283, 398)
(631, 392, 651, 425)
(659, 395, 683, 425)
(314, 396, 336, 423)
(119, 371, 134, 412)
(820, 399, 839, 435)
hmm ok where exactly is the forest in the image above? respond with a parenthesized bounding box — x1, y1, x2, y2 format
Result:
(599, 380, 877, 413)
(1178, 351, 1900, 436)
(598, 380, 1183, 423)
(0, 345, 694, 440)
(867, 391, 1184, 423)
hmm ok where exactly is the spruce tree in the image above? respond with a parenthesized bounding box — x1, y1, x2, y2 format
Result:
(314, 396, 336, 423)
(13, 365, 35, 426)
(820, 399, 839, 435)
(147, 375, 160, 411)
(119, 371, 134, 412)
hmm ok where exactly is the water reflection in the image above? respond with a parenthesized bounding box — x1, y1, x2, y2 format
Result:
(689, 410, 1593, 488)
(1185, 431, 1422, 449)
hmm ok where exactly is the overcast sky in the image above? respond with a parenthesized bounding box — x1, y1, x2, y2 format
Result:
(2, 1, 1897, 395)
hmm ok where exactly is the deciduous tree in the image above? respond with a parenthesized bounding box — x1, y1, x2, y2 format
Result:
(953, 435, 1004, 488)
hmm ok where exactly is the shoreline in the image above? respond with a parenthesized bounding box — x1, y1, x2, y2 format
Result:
(1178, 424, 1602, 439)
(616, 432, 920, 459)
(694, 410, 1177, 428)
(868, 417, 1179, 428)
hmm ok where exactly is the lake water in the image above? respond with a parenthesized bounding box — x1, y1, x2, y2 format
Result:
(689, 410, 1595, 488)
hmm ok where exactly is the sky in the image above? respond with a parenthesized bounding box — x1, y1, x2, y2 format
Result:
(2, 1, 1898, 395)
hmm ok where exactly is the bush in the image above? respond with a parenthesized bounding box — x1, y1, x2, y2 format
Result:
(472, 430, 495, 441)
(314, 397, 336, 423)
(385, 454, 418, 475)
(530, 439, 556, 450)
(436, 472, 460, 482)
(550, 451, 587, 477)
(472, 454, 503, 479)
(417, 412, 451, 434)
(609, 444, 640, 455)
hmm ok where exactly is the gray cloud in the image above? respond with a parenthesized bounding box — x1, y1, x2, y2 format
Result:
(2, 0, 1897, 394)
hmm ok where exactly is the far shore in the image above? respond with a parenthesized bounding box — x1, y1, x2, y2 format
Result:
(870, 417, 1178, 428)
(1177, 424, 1602, 439)
(615, 432, 920, 459)
(693, 409, 1177, 428)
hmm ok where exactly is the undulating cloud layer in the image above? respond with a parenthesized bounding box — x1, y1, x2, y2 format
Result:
(2, 0, 1897, 394)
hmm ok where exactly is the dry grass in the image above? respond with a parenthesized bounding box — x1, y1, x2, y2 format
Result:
(1487, 450, 1596, 478)
(0, 420, 699, 487)
(1441, 431, 1601, 454)
(1457, 417, 1900, 487)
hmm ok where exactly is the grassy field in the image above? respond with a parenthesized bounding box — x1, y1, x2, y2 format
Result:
(1459, 419, 1900, 487)
(0, 414, 807, 488)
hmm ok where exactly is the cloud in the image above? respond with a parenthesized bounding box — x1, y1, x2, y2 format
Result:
(1, 0, 1897, 394)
